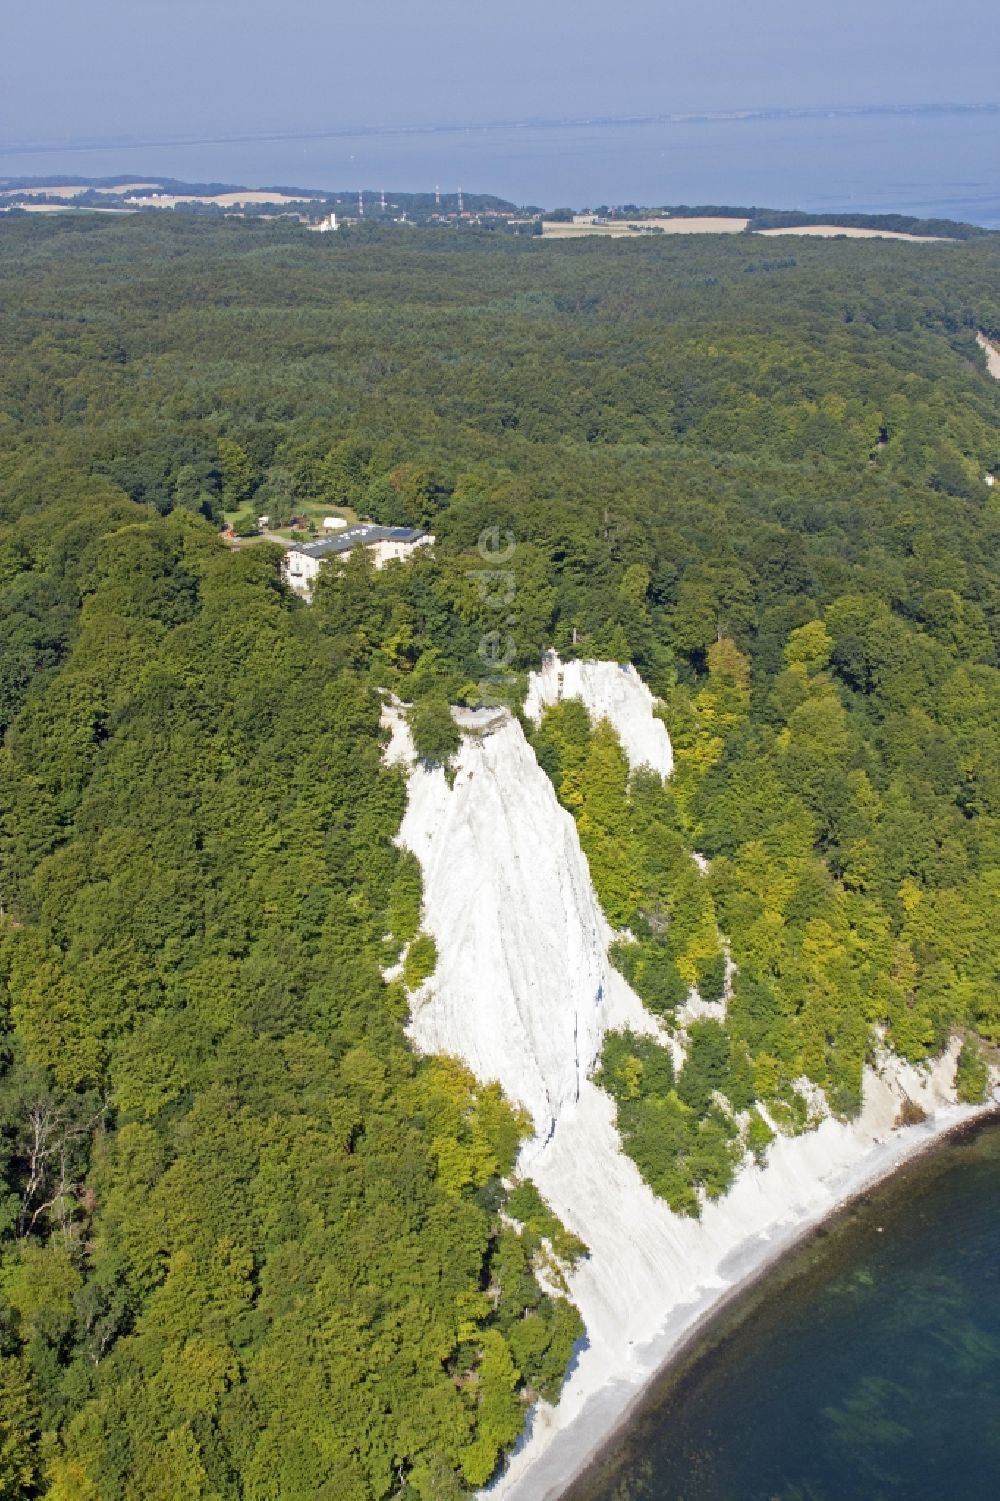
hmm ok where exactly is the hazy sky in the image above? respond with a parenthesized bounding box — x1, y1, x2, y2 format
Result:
(4, 0, 998, 147)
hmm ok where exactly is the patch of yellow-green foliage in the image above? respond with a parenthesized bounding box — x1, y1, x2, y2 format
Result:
(0, 214, 998, 1496)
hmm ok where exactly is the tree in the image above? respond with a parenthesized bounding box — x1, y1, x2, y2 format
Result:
(171, 463, 220, 522)
(218, 438, 256, 509)
(3, 205, 1000, 1494)
(0, 1354, 40, 1498)
(408, 698, 460, 767)
(954, 1038, 989, 1103)
(255, 467, 298, 526)
(784, 619, 833, 674)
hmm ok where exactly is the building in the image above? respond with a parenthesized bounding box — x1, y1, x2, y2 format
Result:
(282, 525, 433, 596)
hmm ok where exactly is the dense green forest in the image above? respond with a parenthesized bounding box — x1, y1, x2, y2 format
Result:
(1, 214, 999, 1496)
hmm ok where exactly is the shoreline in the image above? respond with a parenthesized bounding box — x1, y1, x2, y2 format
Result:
(384, 691, 1000, 1501)
(559, 1104, 1000, 1499)
(491, 1097, 999, 1501)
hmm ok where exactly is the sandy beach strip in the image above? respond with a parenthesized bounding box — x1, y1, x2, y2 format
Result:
(387, 687, 998, 1501)
(491, 1095, 998, 1501)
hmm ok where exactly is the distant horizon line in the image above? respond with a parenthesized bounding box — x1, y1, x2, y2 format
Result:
(2, 99, 999, 159)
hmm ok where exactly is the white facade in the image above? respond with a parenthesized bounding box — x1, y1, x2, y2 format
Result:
(282, 531, 434, 597)
(367, 534, 434, 568)
(283, 549, 325, 595)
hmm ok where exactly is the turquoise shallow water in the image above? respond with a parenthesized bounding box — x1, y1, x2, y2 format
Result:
(563, 1117, 1000, 1501)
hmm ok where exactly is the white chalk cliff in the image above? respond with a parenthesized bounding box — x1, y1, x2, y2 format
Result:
(382, 667, 991, 1501)
(977, 330, 1000, 382)
(387, 702, 656, 1149)
(524, 652, 673, 777)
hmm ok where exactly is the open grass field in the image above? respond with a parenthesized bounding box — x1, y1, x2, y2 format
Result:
(542, 216, 749, 238)
(123, 189, 313, 208)
(223, 498, 360, 542)
(758, 224, 954, 242)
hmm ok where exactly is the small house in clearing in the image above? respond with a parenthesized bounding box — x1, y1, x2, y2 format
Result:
(283, 524, 433, 597)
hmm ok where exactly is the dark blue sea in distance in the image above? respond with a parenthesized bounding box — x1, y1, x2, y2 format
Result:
(3, 106, 1000, 226)
(562, 1117, 1000, 1501)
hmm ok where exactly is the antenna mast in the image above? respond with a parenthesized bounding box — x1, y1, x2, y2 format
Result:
(358, 189, 364, 217)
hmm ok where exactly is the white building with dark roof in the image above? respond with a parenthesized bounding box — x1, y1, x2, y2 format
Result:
(282, 524, 433, 596)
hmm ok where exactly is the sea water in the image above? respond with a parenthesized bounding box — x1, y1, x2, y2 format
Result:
(2, 108, 999, 226)
(563, 1117, 1000, 1501)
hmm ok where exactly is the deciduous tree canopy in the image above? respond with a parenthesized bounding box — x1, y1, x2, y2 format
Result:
(0, 214, 998, 1495)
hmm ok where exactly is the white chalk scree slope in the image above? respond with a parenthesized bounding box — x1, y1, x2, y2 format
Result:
(383, 656, 984, 1501)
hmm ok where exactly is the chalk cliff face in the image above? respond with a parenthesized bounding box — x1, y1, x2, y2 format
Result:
(524, 652, 673, 777)
(383, 673, 981, 1501)
(389, 705, 653, 1151)
(977, 330, 1000, 381)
